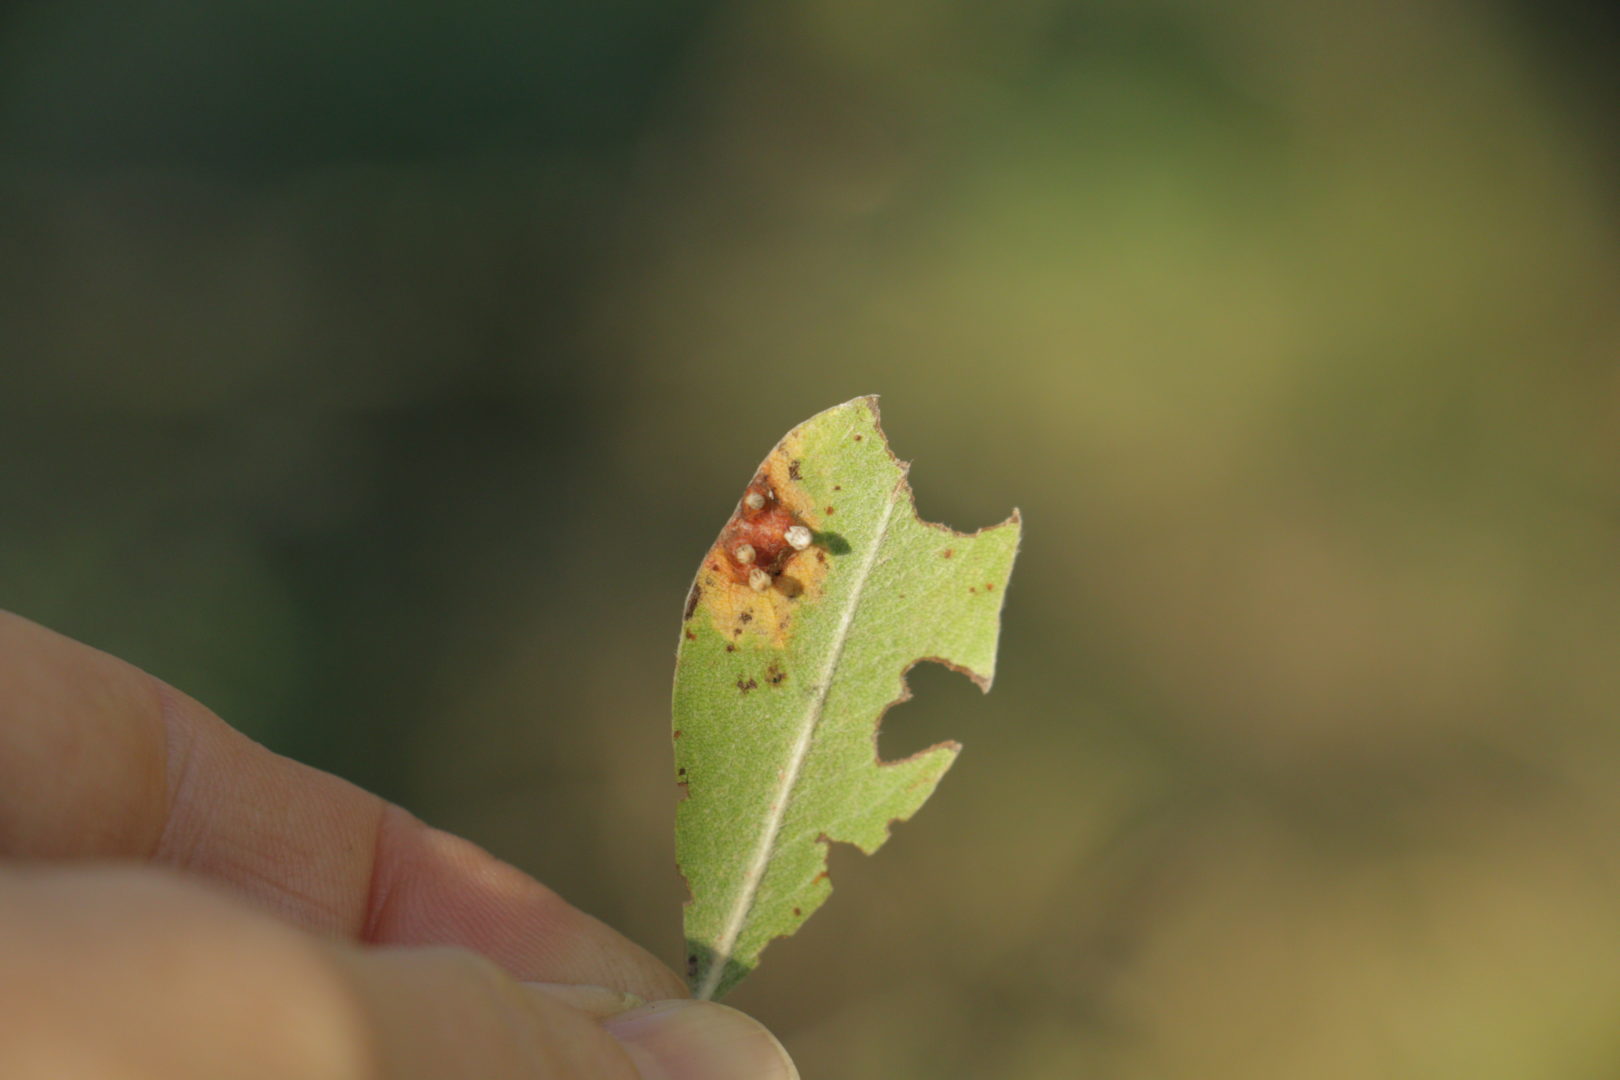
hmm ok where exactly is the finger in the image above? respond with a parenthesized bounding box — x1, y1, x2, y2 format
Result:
(0, 610, 168, 858)
(0, 865, 797, 1080)
(343, 951, 797, 1080)
(0, 609, 685, 999)
(358, 804, 688, 998)
(0, 864, 375, 1079)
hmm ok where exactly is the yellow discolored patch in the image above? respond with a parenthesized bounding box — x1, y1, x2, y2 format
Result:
(763, 436, 817, 521)
(695, 432, 832, 648)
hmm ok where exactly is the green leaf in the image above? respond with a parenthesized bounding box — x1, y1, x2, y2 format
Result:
(672, 396, 1021, 999)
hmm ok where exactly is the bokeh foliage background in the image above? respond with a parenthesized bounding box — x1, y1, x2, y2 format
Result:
(4, 1, 1619, 1076)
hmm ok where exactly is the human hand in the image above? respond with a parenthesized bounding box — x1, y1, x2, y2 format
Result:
(0, 610, 798, 1079)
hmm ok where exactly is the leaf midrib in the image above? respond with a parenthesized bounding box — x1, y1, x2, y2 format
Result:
(694, 478, 900, 1000)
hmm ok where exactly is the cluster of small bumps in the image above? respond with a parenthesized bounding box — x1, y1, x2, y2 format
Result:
(720, 479, 815, 592)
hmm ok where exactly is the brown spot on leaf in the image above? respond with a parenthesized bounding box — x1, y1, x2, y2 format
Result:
(737, 677, 758, 693)
(672, 730, 682, 739)
(832, 484, 841, 491)
(814, 871, 830, 883)
(684, 629, 696, 641)
(725, 643, 737, 652)
(985, 583, 995, 591)
(739, 611, 753, 624)
(969, 586, 978, 593)
(684, 583, 702, 620)
(853, 434, 863, 441)
(941, 548, 954, 558)
(766, 663, 786, 686)
(788, 459, 802, 480)
(793, 907, 802, 916)
(824, 506, 836, 516)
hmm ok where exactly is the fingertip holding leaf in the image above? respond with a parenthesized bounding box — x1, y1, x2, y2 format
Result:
(672, 396, 1021, 999)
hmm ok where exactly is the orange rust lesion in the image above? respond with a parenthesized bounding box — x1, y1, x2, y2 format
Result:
(695, 434, 831, 647)
(716, 482, 799, 586)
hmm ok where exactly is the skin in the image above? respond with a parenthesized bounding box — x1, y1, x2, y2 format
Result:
(0, 610, 794, 1079)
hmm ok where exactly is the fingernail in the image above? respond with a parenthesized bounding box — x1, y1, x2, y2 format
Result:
(603, 999, 799, 1080)
(522, 982, 645, 1019)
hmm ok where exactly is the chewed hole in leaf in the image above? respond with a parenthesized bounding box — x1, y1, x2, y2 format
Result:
(874, 658, 987, 763)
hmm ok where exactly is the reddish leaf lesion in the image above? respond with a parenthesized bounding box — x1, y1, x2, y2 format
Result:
(685, 429, 835, 647)
(715, 475, 807, 589)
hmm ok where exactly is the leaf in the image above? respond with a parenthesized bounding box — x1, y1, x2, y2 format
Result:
(672, 396, 1021, 999)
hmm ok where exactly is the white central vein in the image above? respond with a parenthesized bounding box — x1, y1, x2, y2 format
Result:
(696, 480, 900, 1000)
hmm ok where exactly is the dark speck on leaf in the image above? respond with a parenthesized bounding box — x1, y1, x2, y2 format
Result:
(788, 460, 802, 480)
(725, 643, 736, 652)
(684, 629, 696, 640)
(793, 907, 802, 916)
(832, 484, 841, 491)
(986, 583, 995, 591)
(970, 586, 978, 593)
(673, 730, 682, 739)
(739, 611, 753, 624)
(766, 664, 786, 686)
(941, 548, 954, 558)
(684, 584, 702, 619)
(825, 505, 836, 515)
(853, 434, 863, 441)
(737, 677, 758, 693)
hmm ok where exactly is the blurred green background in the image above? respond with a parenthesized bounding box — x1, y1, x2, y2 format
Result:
(4, 1, 1619, 1076)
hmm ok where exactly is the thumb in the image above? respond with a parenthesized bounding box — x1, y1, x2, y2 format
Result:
(340, 947, 799, 1080)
